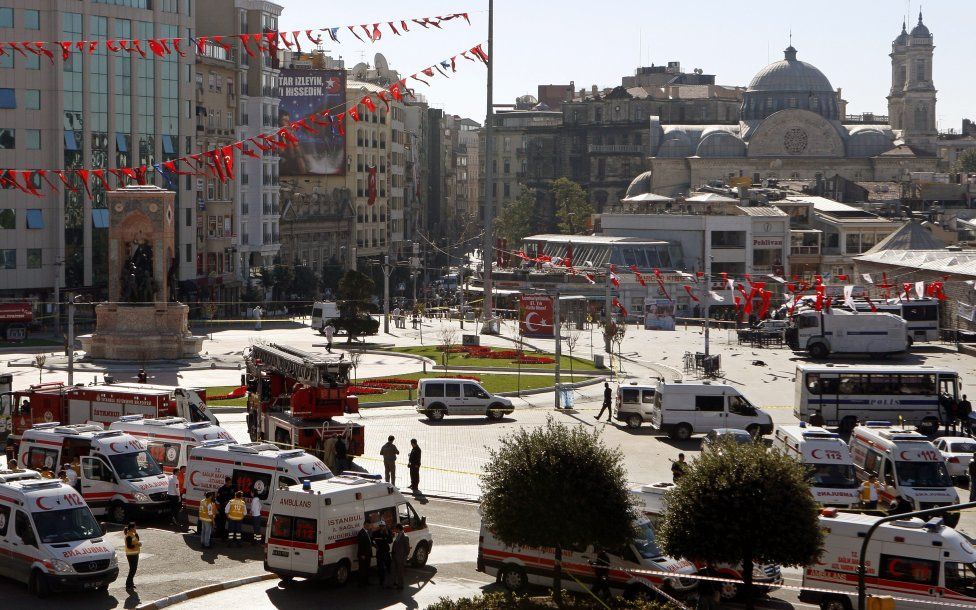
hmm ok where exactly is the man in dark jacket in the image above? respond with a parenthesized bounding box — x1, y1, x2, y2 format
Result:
(335, 436, 348, 473)
(357, 522, 373, 587)
(408, 439, 421, 493)
(596, 382, 613, 421)
(215, 477, 234, 541)
(391, 524, 410, 590)
(373, 520, 392, 588)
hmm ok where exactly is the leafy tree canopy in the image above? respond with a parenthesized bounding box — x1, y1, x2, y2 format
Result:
(955, 149, 976, 174)
(496, 189, 538, 243)
(337, 270, 375, 318)
(552, 178, 594, 235)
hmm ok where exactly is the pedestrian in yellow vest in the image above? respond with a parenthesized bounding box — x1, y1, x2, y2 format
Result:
(860, 474, 884, 510)
(199, 491, 215, 548)
(123, 522, 141, 590)
(226, 491, 247, 547)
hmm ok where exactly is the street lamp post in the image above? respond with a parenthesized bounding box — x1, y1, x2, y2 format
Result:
(480, 0, 496, 335)
(553, 288, 561, 409)
(382, 255, 392, 334)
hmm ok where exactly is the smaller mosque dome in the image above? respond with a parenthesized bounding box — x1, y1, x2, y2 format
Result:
(910, 11, 931, 38)
(625, 171, 653, 197)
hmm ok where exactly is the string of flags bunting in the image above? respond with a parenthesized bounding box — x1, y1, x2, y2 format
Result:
(0, 41, 488, 199)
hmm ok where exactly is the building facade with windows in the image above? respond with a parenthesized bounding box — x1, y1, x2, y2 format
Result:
(0, 0, 195, 301)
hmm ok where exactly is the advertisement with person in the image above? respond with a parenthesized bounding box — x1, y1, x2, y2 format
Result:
(276, 68, 346, 175)
(520, 295, 554, 338)
(644, 299, 675, 331)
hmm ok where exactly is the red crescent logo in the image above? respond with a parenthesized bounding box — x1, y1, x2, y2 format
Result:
(297, 463, 314, 475)
(35, 497, 53, 511)
(811, 449, 822, 459)
(189, 471, 200, 487)
(524, 312, 542, 333)
(109, 442, 125, 453)
(203, 434, 215, 440)
(900, 451, 910, 460)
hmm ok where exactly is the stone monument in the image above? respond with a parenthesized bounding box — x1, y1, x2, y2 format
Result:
(79, 185, 204, 360)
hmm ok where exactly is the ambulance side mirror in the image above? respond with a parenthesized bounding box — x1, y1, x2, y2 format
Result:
(100, 522, 107, 537)
(420, 516, 427, 529)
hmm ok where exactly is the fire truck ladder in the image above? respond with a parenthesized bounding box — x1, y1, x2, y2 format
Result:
(246, 341, 351, 387)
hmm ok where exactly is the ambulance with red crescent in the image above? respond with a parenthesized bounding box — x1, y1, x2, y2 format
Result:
(184, 441, 333, 530)
(108, 415, 235, 473)
(17, 423, 170, 523)
(800, 510, 976, 610)
(772, 425, 859, 507)
(848, 422, 959, 526)
(0, 478, 119, 597)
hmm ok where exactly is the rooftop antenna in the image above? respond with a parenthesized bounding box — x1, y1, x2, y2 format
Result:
(789, 28, 792, 47)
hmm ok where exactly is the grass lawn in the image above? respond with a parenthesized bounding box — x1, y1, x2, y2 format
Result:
(392, 345, 596, 371)
(206, 371, 595, 407)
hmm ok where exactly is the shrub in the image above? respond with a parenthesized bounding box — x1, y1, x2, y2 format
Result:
(425, 592, 680, 610)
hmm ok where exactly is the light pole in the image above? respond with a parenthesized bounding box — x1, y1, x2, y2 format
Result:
(480, 0, 496, 335)
(553, 289, 562, 409)
(382, 255, 392, 334)
(704, 256, 713, 357)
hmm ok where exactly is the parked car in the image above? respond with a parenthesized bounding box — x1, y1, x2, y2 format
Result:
(701, 428, 754, 450)
(416, 378, 514, 421)
(934, 436, 976, 483)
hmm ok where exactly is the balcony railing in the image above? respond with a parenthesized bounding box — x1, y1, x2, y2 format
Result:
(790, 246, 820, 255)
(587, 144, 645, 154)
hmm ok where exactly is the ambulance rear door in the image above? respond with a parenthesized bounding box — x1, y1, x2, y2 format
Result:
(267, 500, 319, 575)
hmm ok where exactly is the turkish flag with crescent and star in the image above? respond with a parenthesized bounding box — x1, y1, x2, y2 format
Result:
(367, 164, 377, 205)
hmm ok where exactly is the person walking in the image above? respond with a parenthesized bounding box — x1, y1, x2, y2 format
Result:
(199, 491, 216, 548)
(959, 394, 973, 436)
(356, 522, 373, 587)
(380, 436, 399, 486)
(322, 434, 338, 473)
(671, 454, 688, 482)
(123, 522, 141, 590)
(167, 469, 182, 526)
(253, 305, 263, 331)
(215, 477, 234, 541)
(225, 491, 247, 546)
(408, 439, 421, 493)
(391, 523, 410, 591)
(589, 548, 612, 600)
(809, 410, 825, 427)
(249, 492, 264, 545)
(324, 323, 335, 353)
(860, 474, 883, 510)
(335, 435, 348, 473)
(373, 520, 393, 588)
(392, 307, 401, 330)
(595, 382, 613, 421)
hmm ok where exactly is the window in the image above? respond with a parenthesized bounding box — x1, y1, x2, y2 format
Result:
(0, 89, 14, 109)
(711, 231, 745, 248)
(464, 384, 488, 399)
(233, 468, 273, 500)
(444, 383, 461, 398)
(621, 389, 639, 404)
(26, 248, 41, 269)
(862, 449, 882, 477)
(25, 209, 43, 229)
(147, 442, 181, 470)
(26, 447, 58, 470)
(91, 208, 109, 228)
(24, 53, 38, 70)
(0, 128, 14, 149)
(24, 9, 39, 29)
(944, 562, 976, 596)
(0, 209, 14, 229)
(0, 504, 8, 536)
(695, 395, 724, 412)
(24, 129, 39, 150)
(424, 383, 444, 398)
(15, 511, 36, 547)
(0, 8, 11, 28)
(880, 554, 938, 586)
(0, 53, 10, 68)
(642, 390, 656, 404)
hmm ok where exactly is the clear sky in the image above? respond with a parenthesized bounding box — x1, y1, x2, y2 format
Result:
(277, 0, 974, 131)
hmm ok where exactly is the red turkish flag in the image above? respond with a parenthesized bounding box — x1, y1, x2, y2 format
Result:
(366, 165, 377, 205)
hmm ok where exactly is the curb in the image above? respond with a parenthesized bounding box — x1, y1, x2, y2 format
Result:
(136, 572, 278, 610)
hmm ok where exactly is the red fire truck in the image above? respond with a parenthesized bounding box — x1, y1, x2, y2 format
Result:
(243, 341, 364, 462)
(0, 302, 32, 341)
(1, 382, 218, 458)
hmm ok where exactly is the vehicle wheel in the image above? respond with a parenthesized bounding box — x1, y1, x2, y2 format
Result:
(718, 579, 741, 601)
(29, 570, 50, 599)
(627, 414, 642, 429)
(670, 423, 693, 441)
(333, 560, 351, 586)
(746, 424, 761, 439)
(486, 405, 505, 421)
(427, 404, 446, 421)
(945, 511, 960, 528)
(840, 417, 858, 435)
(96, 582, 110, 593)
(109, 501, 128, 524)
(411, 541, 430, 567)
(906, 336, 914, 348)
(499, 564, 527, 593)
(809, 343, 829, 360)
(920, 417, 939, 436)
(278, 574, 294, 583)
(820, 594, 852, 610)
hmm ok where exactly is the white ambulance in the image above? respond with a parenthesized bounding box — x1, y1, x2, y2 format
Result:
(0, 467, 41, 483)
(800, 510, 976, 610)
(17, 423, 169, 523)
(0, 478, 118, 597)
(631, 482, 782, 602)
(772, 425, 859, 508)
(108, 415, 235, 473)
(264, 473, 433, 585)
(848, 422, 959, 526)
(184, 441, 333, 528)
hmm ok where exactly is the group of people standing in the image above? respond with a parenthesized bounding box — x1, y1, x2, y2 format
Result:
(379, 436, 423, 493)
(196, 477, 263, 549)
(356, 516, 412, 590)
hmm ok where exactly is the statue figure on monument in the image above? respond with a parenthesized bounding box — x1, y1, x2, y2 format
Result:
(121, 239, 155, 302)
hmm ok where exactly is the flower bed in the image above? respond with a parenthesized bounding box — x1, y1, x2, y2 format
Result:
(347, 385, 385, 395)
(435, 345, 556, 365)
(351, 374, 484, 397)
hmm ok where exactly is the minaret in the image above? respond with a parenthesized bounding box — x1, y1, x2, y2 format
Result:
(900, 10, 938, 152)
(886, 19, 908, 130)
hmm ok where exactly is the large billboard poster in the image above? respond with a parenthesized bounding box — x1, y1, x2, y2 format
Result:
(519, 295, 554, 338)
(277, 69, 346, 175)
(644, 299, 676, 331)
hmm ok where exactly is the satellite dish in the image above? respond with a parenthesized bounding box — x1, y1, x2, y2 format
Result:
(374, 53, 389, 72)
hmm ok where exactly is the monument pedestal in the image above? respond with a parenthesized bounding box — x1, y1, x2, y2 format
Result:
(79, 303, 204, 360)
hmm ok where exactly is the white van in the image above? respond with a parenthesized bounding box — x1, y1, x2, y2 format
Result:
(0, 467, 41, 483)
(311, 301, 341, 333)
(649, 381, 773, 440)
(785, 309, 909, 358)
(801, 510, 976, 610)
(108, 415, 235, 473)
(772, 425, 859, 508)
(632, 482, 783, 602)
(848, 422, 959, 526)
(184, 441, 333, 528)
(615, 382, 658, 429)
(17, 424, 170, 523)
(478, 514, 697, 600)
(0, 478, 118, 597)
(416, 378, 514, 421)
(265, 473, 433, 585)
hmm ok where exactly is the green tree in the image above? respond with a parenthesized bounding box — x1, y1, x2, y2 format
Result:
(657, 440, 823, 609)
(954, 149, 976, 173)
(290, 266, 319, 300)
(480, 418, 636, 601)
(495, 189, 538, 243)
(551, 178, 593, 235)
(337, 270, 378, 343)
(258, 266, 273, 300)
(271, 265, 295, 301)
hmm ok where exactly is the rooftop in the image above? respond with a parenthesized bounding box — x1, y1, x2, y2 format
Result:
(524, 234, 669, 246)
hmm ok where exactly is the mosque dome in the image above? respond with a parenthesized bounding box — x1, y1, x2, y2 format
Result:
(741, 46, 839, 122)
(625, 171, 653, 197)
(748, 46, 834, 93)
